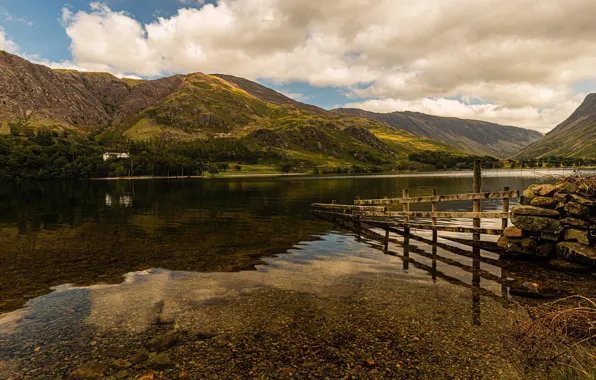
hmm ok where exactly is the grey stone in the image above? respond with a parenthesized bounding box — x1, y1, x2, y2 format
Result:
(565, 229, 591, 245)
(509, 281, 558, 298)
(511, 206, 560, 218)
(536, 243, 556, 257)
(556, 242, 596, 267)
(498, 236, 537, 255)
(68, 363, 108, 380)
(503, 226, 523, 237)
(541, 232, 562, 241)
(149, 331, 178, 352)
(548, 259, 587, 272)
(511, 215, 563, 234)
(565, 202, 592, 218)
(530, 196, 558, 209)
(147, 353, 175, 370)
(534, 184, 559, 197)
(129, 351, 149, 365)
(570, 193, 595, 207)
(561, 217, 591, 228)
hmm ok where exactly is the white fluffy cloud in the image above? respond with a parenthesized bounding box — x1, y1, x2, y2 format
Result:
(52, 1, 596, 130)
(0, 26, 19, 53)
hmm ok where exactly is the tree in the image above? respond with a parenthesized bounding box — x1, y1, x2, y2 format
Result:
(207, 164, 219, 178)
(279, 163, 293, 174)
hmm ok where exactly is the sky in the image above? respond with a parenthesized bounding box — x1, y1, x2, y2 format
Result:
(1, 0, 596, 133)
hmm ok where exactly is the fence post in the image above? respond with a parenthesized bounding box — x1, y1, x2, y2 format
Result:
(502, 186, 510, 230)
(473, 160, 482, 243)
(432, 189, 438, 242)
(384, 196, 389, 251)
(402, 189, 410, 266)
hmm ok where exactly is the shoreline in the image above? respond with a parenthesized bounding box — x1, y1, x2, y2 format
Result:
(89, 167, 596, 181)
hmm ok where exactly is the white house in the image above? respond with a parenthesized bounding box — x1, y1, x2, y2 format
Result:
(103, 152, 130, 161)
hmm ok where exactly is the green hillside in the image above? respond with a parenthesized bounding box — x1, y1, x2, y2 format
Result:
(515, 94, 596, 159)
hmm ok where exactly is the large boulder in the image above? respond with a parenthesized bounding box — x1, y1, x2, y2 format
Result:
(530, 196, 558, 209)
(503, 226, 523, 237)
(562, 217, 591, 228)
(564, 229, 591, 245)
(556, 242, 596, 267)
(498, 236, 537, 255)
(511, 215, 563, 234)
(570, 194, 595, 207)
(511, 206, 560, 218)
(565, 202, 592, 218)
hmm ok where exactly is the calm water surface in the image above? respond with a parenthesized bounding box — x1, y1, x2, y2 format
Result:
(1, 169, 594, 378)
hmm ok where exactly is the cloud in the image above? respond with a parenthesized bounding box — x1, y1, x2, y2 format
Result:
(4, 12, 34, 26)
(48, 1, 596, 130)
(0, 26, 19, 53)
(344, 95, 585, 133)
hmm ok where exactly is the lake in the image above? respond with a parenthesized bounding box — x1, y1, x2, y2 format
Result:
(1, 169, 594, 378)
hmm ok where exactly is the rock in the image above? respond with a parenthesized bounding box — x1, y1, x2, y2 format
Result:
(511, 206, 560, 218)
(578, 183, 593, 196)
(554, 192, 570, 202)
(106, 346, 127, 359)
(548, 259, 587, 272)
(562, 217, 591, 228)
(509, 281, 558, 298)
(68, 363, 108, 379)
(535, 184, 559, 197)
(196, 331, 218, 340)
(555, 182, 579, 194)
(503, 226, 523, 237)
(570, 193, 595, 207)
(555, 202, 566, 212)
(530, 197, 558, 209)
(541, 232, 561, 242)
(556, 242, 596, 267)
(149, 331, 178, 352)
(565, 202, 592, 218)
(522, 184, 541, 204)
(115, 370, 129, 380)
(565, 229, 591, 245)
(511, 215, 563, 234)
(498, 236, 537, 255)
(147, 353, 175, 370)
(536, 243, 556, 257)
(129, 351, 149, 365)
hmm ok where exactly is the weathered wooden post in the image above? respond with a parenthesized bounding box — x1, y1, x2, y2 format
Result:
(473, 160, 482, 243)
(432, 189, 438, 242)
(501, 187, 510, 230)
(355, 197, 361, 240)
(383, 197, 389, 251)
(403, 188, 410, 270)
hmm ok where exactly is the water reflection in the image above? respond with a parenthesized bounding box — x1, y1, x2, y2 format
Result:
(0, 171, 595, 378)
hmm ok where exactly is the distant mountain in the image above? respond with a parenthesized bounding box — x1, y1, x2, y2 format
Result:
(333, 108, 543, 158)
(0, 50, 464, 168)
(515, 94, 596, 159)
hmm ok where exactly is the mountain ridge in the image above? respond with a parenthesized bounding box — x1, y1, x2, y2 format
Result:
(515, 93, 596, 159)
(332, 108, 543, 158)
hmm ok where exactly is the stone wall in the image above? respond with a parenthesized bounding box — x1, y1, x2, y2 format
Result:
(498, 181, 596, 267)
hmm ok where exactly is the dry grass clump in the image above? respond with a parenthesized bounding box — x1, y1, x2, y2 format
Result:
(506, 296, 596, 378)
(553, 170, 596, 196)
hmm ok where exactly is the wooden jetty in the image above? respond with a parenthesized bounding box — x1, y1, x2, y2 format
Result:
(311, 160, 519, 252)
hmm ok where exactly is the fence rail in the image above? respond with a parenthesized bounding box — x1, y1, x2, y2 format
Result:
(311, 160, 520, 246)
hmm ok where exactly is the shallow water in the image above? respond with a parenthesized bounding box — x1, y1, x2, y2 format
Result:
(1, 169, 594, 378)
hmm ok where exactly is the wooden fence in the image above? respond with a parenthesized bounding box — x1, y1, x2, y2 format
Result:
(311, 160, 519, 249)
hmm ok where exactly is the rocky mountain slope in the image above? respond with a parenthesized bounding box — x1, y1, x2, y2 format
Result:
(333, 108, 543, 158)
(0, 51, 464, 168)
(515, 94, 596, 159)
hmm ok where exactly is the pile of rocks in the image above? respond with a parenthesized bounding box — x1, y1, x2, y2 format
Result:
(498, 181, 596, 267)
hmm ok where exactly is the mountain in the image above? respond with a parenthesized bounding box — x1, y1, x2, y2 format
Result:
(515, 94, 596, 159)
(333, 108, 543, 158)
(0, 50, 464, 169)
